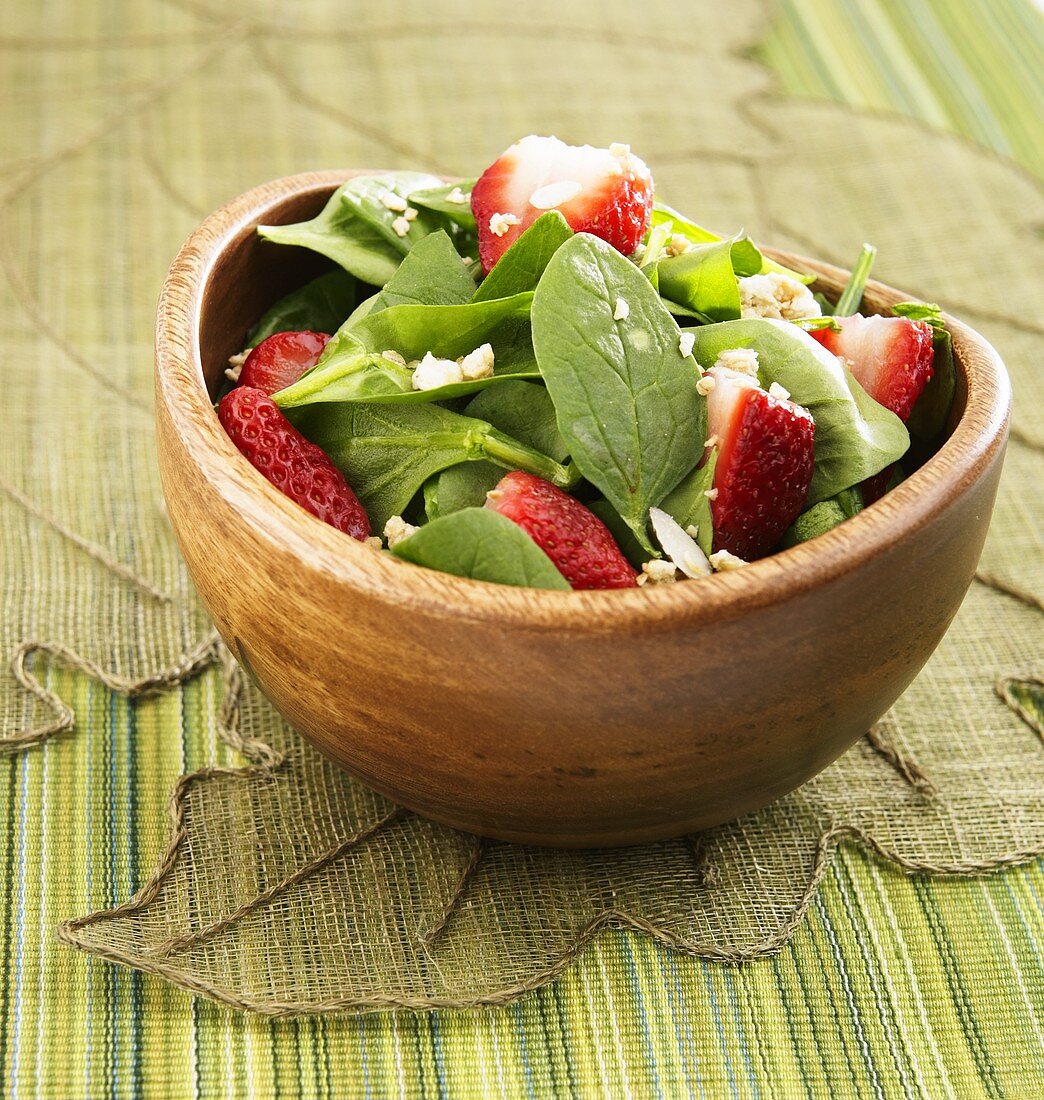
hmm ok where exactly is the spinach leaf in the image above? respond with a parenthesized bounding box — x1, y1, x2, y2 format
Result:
(893, 302, 957, 442)
(392, 508, 570, 590)
(833, 243, 877, 317)
(273, 293, 538, 408)
(659, 447, 718, 555)
(656, 239, 742, 323)
(684, 318, 909, 502)
(652, 201, 810, 283)
(407, 178, 478, 231)
(369, 230, 475, 315)
(292, 401, 575, 531)
(258, 171, 443, 287)
(587, 499, 649, 568)
(473, 212, 573, 302)
(781, 500, 849, 548)
(247, 270, 356, 347)
(425, 381, 571, 519)
(532, 233, 706, 552)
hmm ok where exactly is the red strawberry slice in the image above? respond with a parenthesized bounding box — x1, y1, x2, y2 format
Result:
(237, 330, 330, 395)
(811, 315, 934, 420)
(705, 368, 816, 560)
(485, 471, 637, 589)
(471, 135, 654, 273)
(811, 315, 933, 502)
(218, 386, 371, 540)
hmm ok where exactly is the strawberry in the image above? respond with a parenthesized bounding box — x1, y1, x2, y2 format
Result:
(811, 315, 933, 503)
(471, 135, 653, 273)
(237, 330, 330, 395)
(485, 471, 637, 589)
(810, 315, 934, 421)
(705, 368, 816, 560)
(218, 386, 371, 540)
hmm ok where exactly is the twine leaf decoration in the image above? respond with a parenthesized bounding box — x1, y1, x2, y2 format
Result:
(0, 0, 1041, 1018)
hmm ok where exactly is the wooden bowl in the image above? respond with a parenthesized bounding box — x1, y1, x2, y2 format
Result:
(155, 171, 1010, 847)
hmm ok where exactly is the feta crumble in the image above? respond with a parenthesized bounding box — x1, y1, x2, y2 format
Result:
(380, 191, 408, 212)
(381, 349, 407, 366)
(768, 381, 792, 402)
(391, 216, 411, 238)
(445, 186, 469, 204)
(679, 332, 696, 358)
(383, 515, 418, 549)
(364, 536, 384, 551)
(404, 206, 419, 222)
(613, 297, 630, 321)
(696, 374, 716, 396)
(709, 549, 748, 571)
(704, 488, 719, 501)
(705, 433, 719, 449)
(666, 233, 692, 257)
(225, 349, 249, 383)
(738, 272, 821, 321)
(529, 180, 582, 209)
(411, 352, 463, 391)
(711, 347, 759, 377)
(489, 212, 520, 237)
(637, 559, 678, 586)
(459, 343, 495, 381)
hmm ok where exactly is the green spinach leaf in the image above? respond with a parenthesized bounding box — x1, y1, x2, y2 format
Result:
(392, 508, 569, 590)
(656, 238, 742, 323)
(247, 270, 356, 347)
(781, 499, 849, 548)
(407, 178, 478, 231)
(473, 212, 573, 302)
(369, 230, 475, 315)
(532, 233, 706, 552)
(684, 318, 909, 502)
(659, 447, 718, 555)
(424, 462, 502, 519)
(258, 171, 443, 287)
(292, 401, 575, 531)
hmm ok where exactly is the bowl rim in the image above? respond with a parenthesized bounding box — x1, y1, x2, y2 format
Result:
(155, 170, 1011, 631)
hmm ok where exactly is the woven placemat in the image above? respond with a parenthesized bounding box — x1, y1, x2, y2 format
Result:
(1, 0, 1041, 1017)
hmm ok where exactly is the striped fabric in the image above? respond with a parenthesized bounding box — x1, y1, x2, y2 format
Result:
(2, 0, 1043, 1096)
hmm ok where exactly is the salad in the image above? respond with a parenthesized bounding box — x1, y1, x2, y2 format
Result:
(217, 136, 954, 591)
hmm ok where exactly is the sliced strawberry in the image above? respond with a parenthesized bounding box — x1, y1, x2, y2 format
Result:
(705, 368, 816, 560)
(238, 330, 330, 395)
(218, 386, 370, 540)
(485, 471, 637, 589)
(471, 135, 653, 273)
(811, 315, 933, 421)
(811, 315, 933, 503)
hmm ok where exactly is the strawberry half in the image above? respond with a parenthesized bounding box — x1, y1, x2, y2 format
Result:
(238, 330, 330, 395)
(218, 386, 371, 540)
(705, 368, 816, 560)
(485, 471, 637, 589)
(471, 135, 653, 273)
(811, 315, 933, 502)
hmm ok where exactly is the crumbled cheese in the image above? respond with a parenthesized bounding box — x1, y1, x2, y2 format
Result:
(529, 180, 582, 209)
(738, 272, 821, 321)
(679, 332, 696, 358)
(685, 525, 700, 539)
(613, 297, 630, 321)
(461, 256, 473, 265)
(768, 381, 791, 402)
(381, 349, 407, 366)
(224, 349, 249, 383)
(638, 559, 678, 586)
(380, 191, 408, 212)
(459, 342, 495, 381)
(704, 488, 719, 501)
(411, 352, 463, 391)
(391, 216, 411, 237)
(666, 233, 692, 257)
(711, 347, 759, 377)
(704, 433, 719, 449)
(383, 515, 418, 549)
(710, 549, 748, 571)
(364, 536, 384, 551)
(445, 186, 469, 204)
(489, 212, 520, 237)
(404, 206, 419, 222)
(696, 375, 716, 396)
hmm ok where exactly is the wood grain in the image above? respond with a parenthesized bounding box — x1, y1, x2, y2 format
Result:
(155, 172, 1011, 847)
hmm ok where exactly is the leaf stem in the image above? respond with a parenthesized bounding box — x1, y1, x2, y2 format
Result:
(481, 430, 579, 488)
(833, 243, 877, 317)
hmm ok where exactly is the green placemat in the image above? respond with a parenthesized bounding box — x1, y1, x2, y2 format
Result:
(1, 0, 1043, 1095)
